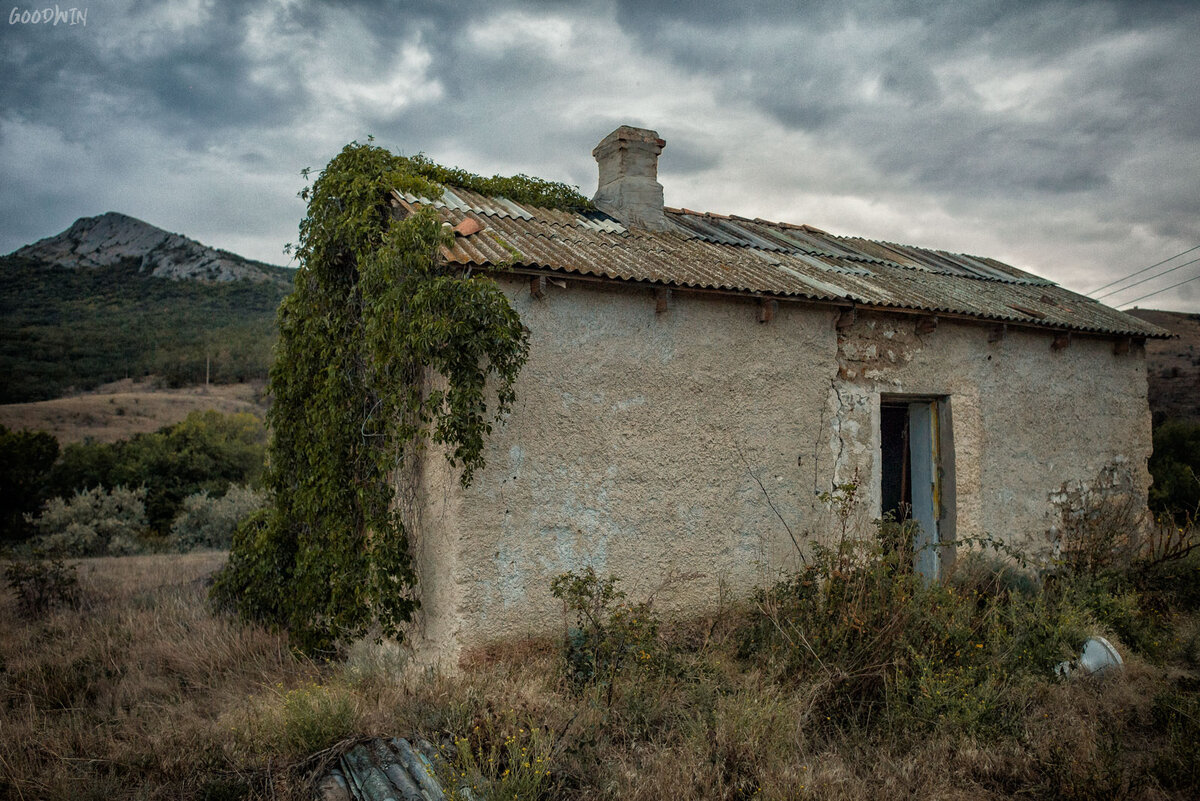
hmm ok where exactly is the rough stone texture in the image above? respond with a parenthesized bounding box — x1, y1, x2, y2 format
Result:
(11, 211, 288, 285)
(591, 126, 671, 232)
(403, 277, 1153, 668)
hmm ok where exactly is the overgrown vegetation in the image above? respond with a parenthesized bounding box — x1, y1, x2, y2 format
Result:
(1150, 418, 1200, 522)
(3, 549, 79, 617)
(399, 152, 593, 211)
(1, 411, 267, 554)
(168, 485, 266, 552)
(46, 409, 266, 537)
(551, 568, 659, 698)
(27, 485, 150, 557)
(213, 141, 532, 654)
(0, 255, 290, 403)
(0, 424, 58, 542)
(3, 512, 1197, 800)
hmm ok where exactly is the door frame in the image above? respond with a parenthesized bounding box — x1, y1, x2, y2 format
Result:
(879, 394, 955, 579)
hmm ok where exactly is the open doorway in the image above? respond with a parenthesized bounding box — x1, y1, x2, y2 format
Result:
(880, 396, 951, 579)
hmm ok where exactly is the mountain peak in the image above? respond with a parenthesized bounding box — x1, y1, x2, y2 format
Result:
(10, 212, 287, 284)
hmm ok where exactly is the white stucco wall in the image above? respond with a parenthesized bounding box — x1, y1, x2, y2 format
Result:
(403, 275, 1152, 667)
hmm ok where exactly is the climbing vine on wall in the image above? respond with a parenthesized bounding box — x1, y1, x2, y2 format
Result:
(213, 141, 556, 654)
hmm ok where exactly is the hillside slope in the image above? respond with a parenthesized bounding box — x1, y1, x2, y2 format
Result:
(1, 214, 292, 403)
(1126, 308, 1200, 423)
(0, 379, 267, 443)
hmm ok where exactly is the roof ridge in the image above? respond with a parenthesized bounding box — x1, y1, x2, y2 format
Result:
(664, 205, 829, 234)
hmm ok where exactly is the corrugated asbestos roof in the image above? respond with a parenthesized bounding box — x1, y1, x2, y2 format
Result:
(395, 187, 1169, 339)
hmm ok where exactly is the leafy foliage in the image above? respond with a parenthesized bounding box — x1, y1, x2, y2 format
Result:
(29, 485, 150, 556)
(2, 550, 80, 617)
(48, 410, 267, 534)
(214, 141, 530, 654)
(168, 484, 266, 551)
(1150, 419, 1200, 521)
(0, 255, 290, 403)
(0, 425, 59, 542)
(400, 152, 593, 212)
(742, 486, 1095, 735)
(551, 568, 660, 696)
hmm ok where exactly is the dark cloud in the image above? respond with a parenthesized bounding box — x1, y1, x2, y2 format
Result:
(0, 0, 1197, 310)
(610, 0, 1199, 251)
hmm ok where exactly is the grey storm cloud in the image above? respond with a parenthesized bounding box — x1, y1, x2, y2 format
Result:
(614, 0, 1200, 190)
(1, 0, 1197, 310)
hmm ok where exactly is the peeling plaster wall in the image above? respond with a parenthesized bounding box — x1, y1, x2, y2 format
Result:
(408, 279, 1152, 664)
(834, 312, 1152, 551)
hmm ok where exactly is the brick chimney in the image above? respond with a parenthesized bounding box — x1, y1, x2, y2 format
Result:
(591, 125, 670, 231)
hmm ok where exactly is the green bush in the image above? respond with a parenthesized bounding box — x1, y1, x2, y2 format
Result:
(1150, 419, 1200, 521)
(2, 550, 80, 617)
(29, 485, 149, 556)
(49, 410, 266, 534)
(168, 484, 266, 551)
(209, 508, 292, 625)
(0, 426, 59, 542)
(551, 568, 660, 696)
(744, 518, 1090, 734)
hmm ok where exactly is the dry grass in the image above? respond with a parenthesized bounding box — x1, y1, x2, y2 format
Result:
(0, 551, 321, 800)
(0, 379, 267, 443)
(3, 551, 1198, 801)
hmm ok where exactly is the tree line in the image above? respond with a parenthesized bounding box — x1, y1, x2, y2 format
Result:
(1, 410, 267, 552)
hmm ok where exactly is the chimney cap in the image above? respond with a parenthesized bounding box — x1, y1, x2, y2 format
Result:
(592, 125, 666, 158)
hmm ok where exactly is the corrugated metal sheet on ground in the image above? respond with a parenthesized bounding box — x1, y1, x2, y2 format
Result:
(395, 187, 1169, 338)
(318, 737, 454, 801)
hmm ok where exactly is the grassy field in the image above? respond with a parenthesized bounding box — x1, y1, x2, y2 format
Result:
(2, 542, 1199, 801)
(0, 380, 268, 444)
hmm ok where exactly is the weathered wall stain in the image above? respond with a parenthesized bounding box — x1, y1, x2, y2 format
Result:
(403, 277, 1153, 667)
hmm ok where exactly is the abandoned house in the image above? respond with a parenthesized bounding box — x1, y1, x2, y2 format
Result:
(395, 125, 1170, 666)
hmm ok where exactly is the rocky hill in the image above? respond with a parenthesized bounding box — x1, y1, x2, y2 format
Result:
(1126, 308, 1200, 424)
(1, 214, 292, 403)
(10, 211, 291, 287)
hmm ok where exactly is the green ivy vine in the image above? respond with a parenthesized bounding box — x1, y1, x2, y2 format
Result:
(212, 141, 569, 654)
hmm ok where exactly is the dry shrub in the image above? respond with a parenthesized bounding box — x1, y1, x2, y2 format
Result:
(2, 550, 81, 616)
(1052, 467, 1150, 577)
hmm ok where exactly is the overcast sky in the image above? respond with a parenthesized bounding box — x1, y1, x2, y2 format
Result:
(2, 0, 1198, 312)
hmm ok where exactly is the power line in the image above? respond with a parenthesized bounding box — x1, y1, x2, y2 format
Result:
(1094, 255, 1200, 301)
(1119, 272, 1200, 308)
(1088, 243, 1200, 296)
